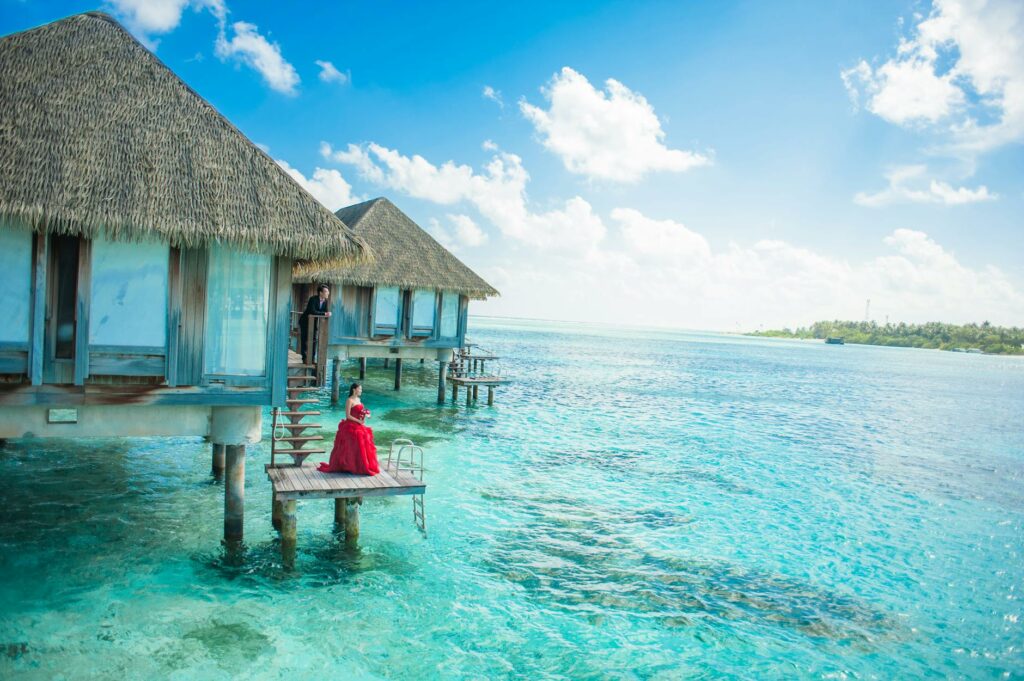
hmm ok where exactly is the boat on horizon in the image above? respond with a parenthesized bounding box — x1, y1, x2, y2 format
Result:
(825, 337, 845, 345)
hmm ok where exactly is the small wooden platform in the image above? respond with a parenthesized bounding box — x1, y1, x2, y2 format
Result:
(266, 462, 425, 501)
(449, 375, 510, 387)
(462, 352, 499, 361)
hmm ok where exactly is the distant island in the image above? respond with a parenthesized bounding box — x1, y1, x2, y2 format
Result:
(750, 321, 1024, 355)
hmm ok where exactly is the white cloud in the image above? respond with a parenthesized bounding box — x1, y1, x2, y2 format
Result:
(843, 56, 965, 125)
(215, 21, 299, 95)
(318, 140, 1021, 327)
(612, 208, 711, 264)
(482, 85, 504, 108)
(109, 1, 300, 96)
(322, 141, 606, 251)
(854, 164, 996, 206)
(106, 0, 225, 45)
(448, 214, 488, 247)
(479, 221, 1024, 330)
(275, 159, 360, 211)
(428, 214, 488, 250)
(842, 0, 1024, 152)
(316, 60, 349, 85)
(519, 67, 710, 182)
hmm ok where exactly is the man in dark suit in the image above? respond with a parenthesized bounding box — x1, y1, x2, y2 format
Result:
(299, 284, 331, 363)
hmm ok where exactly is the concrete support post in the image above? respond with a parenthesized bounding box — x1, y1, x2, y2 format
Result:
(211, 443, 225, 478)
(280, 499, 297, 567)
(331, 358, 341, 406)
(359, 357, 366, 380)
(345, 497, 361, 544)
(488, 386, 495, 406)
(394, 358, 403, 391)
(437, 361, 447, 404)
(224, 444, 245, 543)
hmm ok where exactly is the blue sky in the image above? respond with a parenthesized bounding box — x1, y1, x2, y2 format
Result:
(3, 0, 1022, 329)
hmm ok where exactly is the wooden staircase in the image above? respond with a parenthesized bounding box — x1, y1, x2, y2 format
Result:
(270, 363, 326, 467)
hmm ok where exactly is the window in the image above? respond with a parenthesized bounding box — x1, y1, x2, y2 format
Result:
(411, 289, 436, 336)
(204, 245, 271, 376)
(89, 236, 168, 348)
(0, 228, 32, 344)
(439, 291, 459, 338)
(373, 286, 400, 335)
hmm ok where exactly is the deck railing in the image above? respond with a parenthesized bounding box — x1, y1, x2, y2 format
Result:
(448, 344, 502, 380)
(290, 311, 330, 385)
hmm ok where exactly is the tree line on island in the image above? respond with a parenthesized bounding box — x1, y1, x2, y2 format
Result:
(750, 321, 1024, 355)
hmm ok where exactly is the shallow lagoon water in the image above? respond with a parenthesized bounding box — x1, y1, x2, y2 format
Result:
(1, 318, 1022, 679)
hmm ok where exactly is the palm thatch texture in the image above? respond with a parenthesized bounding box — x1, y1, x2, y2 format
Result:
(0, 12, 366, 262)
(295, 198, 498, 300)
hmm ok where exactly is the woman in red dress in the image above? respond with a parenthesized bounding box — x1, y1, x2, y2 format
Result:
(318, 383, 380, 475)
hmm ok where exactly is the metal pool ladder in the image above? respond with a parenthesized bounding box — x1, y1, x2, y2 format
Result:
(387, 439, 427, 535)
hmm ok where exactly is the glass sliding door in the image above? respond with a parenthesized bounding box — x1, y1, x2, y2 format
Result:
(47, 235, 80, 364)
(439, 291, 459, 338)
(204, 245, 271, 377)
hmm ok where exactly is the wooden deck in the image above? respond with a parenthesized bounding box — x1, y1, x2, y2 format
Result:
(266, 462, 426, 501)
(449, 375, 511, 387)
(462, 352, 499, 361)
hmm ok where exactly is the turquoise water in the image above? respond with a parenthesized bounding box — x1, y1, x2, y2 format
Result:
(2, 318, 1023, 679)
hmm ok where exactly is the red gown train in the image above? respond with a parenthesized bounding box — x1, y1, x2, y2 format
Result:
(317, 404, 379, 475)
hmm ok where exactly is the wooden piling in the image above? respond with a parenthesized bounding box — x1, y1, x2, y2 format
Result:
(345, 497, 361, 544)
(280, 499, 297, 566)
(384, 358, 389, 369)
(473, 384, 479, 400)
(359, 357, 366, 380)
(334, 498, 346, 526)
(452, 383, 458, 401)
(437, 361, 447, 404)
(487, 386, 495, 406)
(394, 358, 403, 391)
(272, 490, 283, 531)
(211, 443, 225, 478)
(224, 444, 245, 543)
(331, 358, 341, 406)
(466, 384, 472, 406)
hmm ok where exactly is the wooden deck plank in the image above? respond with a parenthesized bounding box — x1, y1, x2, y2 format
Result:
(308, 467, 332, 492)
(278, 464, 299, 491)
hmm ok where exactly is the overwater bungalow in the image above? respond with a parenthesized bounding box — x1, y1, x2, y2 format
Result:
(0, 12, 365, 542)
(292, 197, 498, 402)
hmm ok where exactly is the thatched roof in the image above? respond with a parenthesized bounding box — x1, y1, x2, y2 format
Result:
(0, 12, 365, 262)
(295, 198, 498, 299)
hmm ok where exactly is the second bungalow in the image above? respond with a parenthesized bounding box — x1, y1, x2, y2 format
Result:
(292, 197, 499, 402)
